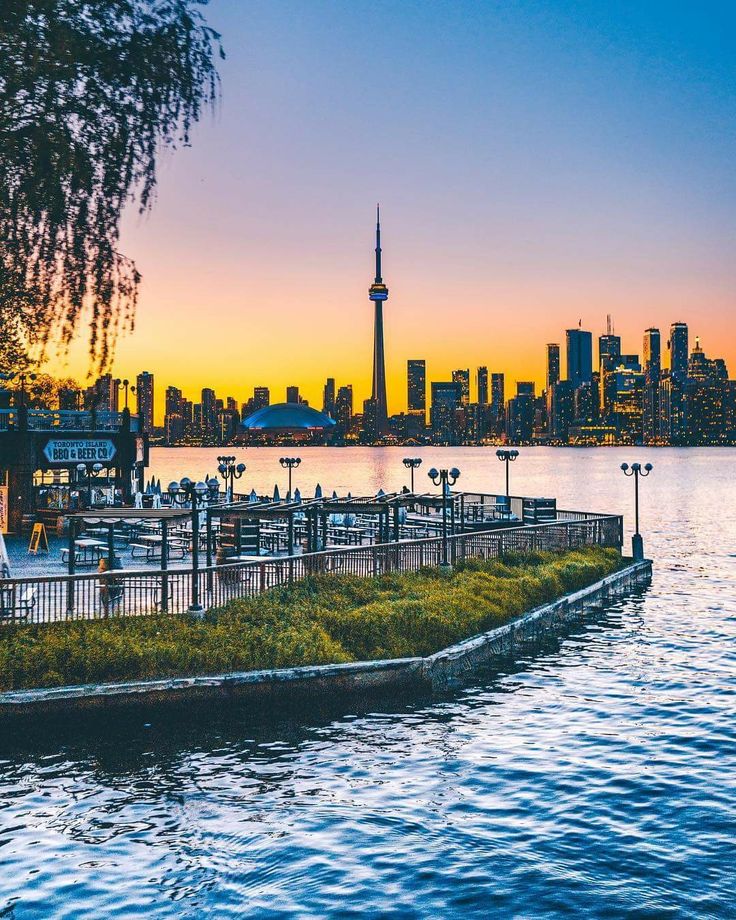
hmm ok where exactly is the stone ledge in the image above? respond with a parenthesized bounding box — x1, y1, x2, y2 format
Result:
(0, 559, 652, 719)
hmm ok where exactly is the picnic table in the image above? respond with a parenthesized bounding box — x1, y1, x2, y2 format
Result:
(61, 538, 107, 566)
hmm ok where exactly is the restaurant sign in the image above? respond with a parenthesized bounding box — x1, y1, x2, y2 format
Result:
(42, 439, 117, 464)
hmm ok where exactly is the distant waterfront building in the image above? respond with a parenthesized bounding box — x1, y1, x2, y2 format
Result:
(431, 381, 462, 444)
(368, 206, 390, 435)
(546, 345, 560, 392)
(407, 359, 426, 413)
(200, 387, 216, 438)
(335, 385, 353, 434)
(598, 314, 621, 373)
(322, 378, 336, 417)
(477, 366, 489, 406)
(643, 328, 662, 443)
(136, 371, 154, 432)
(490, 373, 505, 433)
(643, 328, 661, 384)
(549, 380, 574, 440)
(253, 387, 270, 411)
(452, 369, 470, 406)
(566, 327, 593, 389)
(286, 385, 300, 404)
(669, 322, 689, 382)
(164, 385, 185, 443)
(506, 382, 535, 443)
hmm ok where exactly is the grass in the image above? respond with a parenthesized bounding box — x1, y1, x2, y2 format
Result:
(0, 547, 623, 691)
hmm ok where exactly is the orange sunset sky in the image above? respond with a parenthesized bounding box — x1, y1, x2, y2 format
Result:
(46, 1, 736, 421)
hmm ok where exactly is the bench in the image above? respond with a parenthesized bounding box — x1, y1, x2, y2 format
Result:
(0, 585, 38, 621)
(60, 549, 83, 565)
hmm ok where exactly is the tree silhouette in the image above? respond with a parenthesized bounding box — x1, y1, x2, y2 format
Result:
(0, 0, 223, 371)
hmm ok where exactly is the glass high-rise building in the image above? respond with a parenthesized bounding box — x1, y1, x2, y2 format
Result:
(136, 371, 154, 432)
(546, 345, 560, 391)
(431, 381, 462, 444)
(407, 360, 426, 413)
(643, 328, 661, 385)
(566, 328, 593, 389)
(452, 369, 470, 406)
(669, 322, 689, 382)
(322, 378, 336, 417)
(477, 366, 489, 405)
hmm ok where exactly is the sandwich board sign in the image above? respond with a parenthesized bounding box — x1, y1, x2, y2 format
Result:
(43, 439, 116, 464)
(28, 523, 49, 555)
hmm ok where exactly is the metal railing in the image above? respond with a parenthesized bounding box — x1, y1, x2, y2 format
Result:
(0, 514, 623, 626)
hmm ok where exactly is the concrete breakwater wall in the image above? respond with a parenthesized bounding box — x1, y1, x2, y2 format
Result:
(0, 559, 652, 720)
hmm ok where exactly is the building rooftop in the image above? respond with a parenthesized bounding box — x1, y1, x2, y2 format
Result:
(242, 402, 336, 431)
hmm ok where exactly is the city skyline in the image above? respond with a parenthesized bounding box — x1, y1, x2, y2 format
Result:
(41, 1, 735, 413)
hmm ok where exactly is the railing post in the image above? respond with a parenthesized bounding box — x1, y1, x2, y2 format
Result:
(161, 519, 169, 612)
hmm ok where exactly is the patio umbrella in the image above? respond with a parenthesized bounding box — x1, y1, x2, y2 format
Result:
(376, 488, 385, 498)
(249, 488, 258, 503)
(314, 483, 323, 499)
(293, 488, 302, 503)
(273, 484, 281, 502)
(332, 489, 338, 500)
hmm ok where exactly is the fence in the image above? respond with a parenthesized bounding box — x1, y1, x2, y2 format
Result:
(0, 514, 623, 626)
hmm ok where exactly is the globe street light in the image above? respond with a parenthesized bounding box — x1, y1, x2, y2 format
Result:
(217, 455, 246, 502)
(620, 462, 653, 561)
(76, 461, 105, 506)
(428, 466, 461, 569)
(279, 457, 301, 500)
(496, 448, 519, 498)
(168, 476, 220, 613)
(402, 457, 422, 493)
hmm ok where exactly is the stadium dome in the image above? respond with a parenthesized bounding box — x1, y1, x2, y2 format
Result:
(242, 402, 336, 432)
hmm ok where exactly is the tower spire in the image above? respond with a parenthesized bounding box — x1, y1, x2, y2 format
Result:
(368, 205, 389, 437)
(375, 203, 382, 283)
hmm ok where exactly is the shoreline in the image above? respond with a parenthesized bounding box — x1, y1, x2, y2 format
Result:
(0, 558, 651, 720)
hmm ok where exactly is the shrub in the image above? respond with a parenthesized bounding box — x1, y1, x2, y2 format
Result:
(0, 547, 621, 690)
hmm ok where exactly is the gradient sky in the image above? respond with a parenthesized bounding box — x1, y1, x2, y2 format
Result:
(53, 0, 736, 418)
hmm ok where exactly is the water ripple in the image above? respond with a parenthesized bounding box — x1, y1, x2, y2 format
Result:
(2, 448, 736, 918)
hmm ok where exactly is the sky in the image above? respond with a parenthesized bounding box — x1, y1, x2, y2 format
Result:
(53, 0, 736, 419)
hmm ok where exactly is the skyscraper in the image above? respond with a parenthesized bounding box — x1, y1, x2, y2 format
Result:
(598, 315, 621, 374)
(477, 366, 489, 405)
(286, 385, 300, 404)
(546, 345, 560, 392)
(368, 205, 389, 435)
(491, 373, 505, 431)
(407, 360, 426, 413)
(452, 369, 470, 405)
(323, 378, 336, 417)
(566, 327, 593, 389)
(643, 328, 661, 385)
(431, 381, 462, 444)
(136, 371, 154, 432)
(669, 322, 689, 382)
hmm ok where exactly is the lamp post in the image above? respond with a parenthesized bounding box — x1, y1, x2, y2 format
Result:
(402, 457, 422, 493)
(217, 455, 246, 502)
(121, 379, 135, 411)
(496, 448, 519, 498)
(279, 457, 301, 500)
(620, 462, 653, 561)
(168, 476, 220, 613)
(76, 461, 105, 506)
(428, 466, 461, 571)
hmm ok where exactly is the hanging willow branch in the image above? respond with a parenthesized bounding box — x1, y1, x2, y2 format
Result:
(0, 0, 223, 371)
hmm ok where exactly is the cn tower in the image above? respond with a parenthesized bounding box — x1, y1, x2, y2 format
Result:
(368, 205, 389, 435)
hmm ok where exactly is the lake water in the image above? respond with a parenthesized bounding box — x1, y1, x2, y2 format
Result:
(2, 447, 735, 918)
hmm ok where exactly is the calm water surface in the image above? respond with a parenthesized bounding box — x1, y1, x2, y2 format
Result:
(1, 447, 735, 918)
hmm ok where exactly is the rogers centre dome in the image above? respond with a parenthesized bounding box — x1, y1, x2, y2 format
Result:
(241, 402, 336, 442)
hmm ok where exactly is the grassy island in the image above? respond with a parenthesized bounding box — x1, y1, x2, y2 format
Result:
(0, 547, 622, 692)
